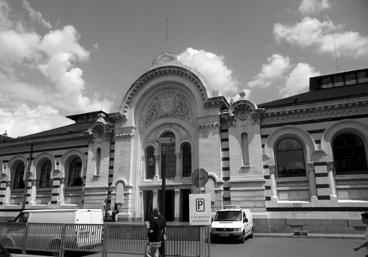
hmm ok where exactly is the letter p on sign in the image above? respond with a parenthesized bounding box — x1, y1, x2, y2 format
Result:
(196, 198, 205, 212)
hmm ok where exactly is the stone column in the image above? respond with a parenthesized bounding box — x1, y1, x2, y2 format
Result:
(307, 163, 317, 203)
(25, 160, 36, 206)
(29, 179, 37, 205)
(154, 154, 160, 180)
(0, 161, 10, 205)
(175, 152, 181, 181)
(4, 181, 11, 205)
(327, 162, 337, 200)
(269, 165, 278, 201)
(141, 155, 145, 180)
(153, 189, 158, 209)
(174, 189, 180, 221)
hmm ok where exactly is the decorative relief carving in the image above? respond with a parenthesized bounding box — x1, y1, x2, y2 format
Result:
(144, 91, 191, 126)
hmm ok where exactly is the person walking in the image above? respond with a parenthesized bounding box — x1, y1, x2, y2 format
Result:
(112, 203, 119, 222)
(157, 209, 167, 257)
(145, 208, 166, 257)
(354, 212, 368, 256)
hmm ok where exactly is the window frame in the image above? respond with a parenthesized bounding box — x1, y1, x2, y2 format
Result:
(332, 133, 368, 175)
(145, 146, 155, 179)
(39, 159, 52, 189)
(275, 137, 307, 178)
(181, 142, 192, 177)
(67, 156, 83, 187)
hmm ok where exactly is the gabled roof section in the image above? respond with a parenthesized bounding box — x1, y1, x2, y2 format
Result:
(2, 111, 121, 143)
(0, 134, 12, 143)
(259, 68, 368, 109)
(10, 121, 94, 142)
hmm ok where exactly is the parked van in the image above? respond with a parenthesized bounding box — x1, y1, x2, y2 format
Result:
(13, 209, 103, 225)
(2, 209, 103, 252)
(210, 205, 253, 243)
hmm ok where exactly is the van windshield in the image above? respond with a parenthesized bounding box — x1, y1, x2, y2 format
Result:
(214, 211, 242, 221)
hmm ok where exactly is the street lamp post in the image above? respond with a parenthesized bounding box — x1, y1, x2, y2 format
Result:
(154, 137, 174, 218)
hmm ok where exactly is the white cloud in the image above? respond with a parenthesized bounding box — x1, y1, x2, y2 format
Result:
(247, 54, 291, 88)
(0, 0, 11, 29)
(39, 25, 89, 60)
(299, 0, 330, 15)
(0, 104, 72, 137)
(246, 54, 320, 98)
(281, 63, 320, 97)
(0, 30, 40, 65)
(22, 0, 52, 29)
(274, 17, 368, 58)
(0, 76, 48, 105)
(0, 0, 113, 137)
(178, 48, 239, 97)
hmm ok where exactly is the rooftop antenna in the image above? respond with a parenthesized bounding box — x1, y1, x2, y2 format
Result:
(332, 33, 340, 72)
(325, 16, 340, 72)
(165, 18, 169, 51)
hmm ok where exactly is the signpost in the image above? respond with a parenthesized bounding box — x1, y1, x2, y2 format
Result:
(191, 168, 208, 193)
(189, 194, 212, 225)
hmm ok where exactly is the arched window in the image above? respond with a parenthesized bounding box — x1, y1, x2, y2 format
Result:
(13, 161, 25, 189)
(276, 138, 306, 177)
(96, 147, 101, 175)
(146, 146, 155, 179)
(181, 142, 192, 177)
(333, 133, 367, 174)
(241, 133, 249, 166)
(161, 131, 176, 179)
(67, 157, 83, 187)
(39, 159, 52, 188)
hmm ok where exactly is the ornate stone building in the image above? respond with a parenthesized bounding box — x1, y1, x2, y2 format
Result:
(1, 53, 368, 233)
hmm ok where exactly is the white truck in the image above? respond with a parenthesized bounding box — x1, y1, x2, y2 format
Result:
(2, 209, 103, 252)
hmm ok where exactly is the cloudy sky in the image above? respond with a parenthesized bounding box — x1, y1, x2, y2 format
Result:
(0, 0, 367, 137)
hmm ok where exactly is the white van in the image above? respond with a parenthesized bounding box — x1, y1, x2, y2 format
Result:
(14, 209, 103, 224)
(4, 209, 103, 251)
(210, 206, 253, 243)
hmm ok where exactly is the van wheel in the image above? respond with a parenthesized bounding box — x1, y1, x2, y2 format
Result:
(49, 239, 61, 257)
(240, 230, 246, 243)
(249, 228, 254, 239)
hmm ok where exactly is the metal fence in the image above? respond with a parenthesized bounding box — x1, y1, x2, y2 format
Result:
(0, 222, 210, 257)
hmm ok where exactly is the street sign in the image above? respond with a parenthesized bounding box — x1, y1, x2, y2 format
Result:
(191, 168, 208, 187)
(189, 194, 212, 225)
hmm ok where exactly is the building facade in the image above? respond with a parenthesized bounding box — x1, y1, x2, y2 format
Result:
(1, 53, 368, 234)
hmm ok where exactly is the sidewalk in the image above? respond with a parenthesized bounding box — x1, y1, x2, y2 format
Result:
(254, 232, 364, 239)
(10, 233, 365, 257)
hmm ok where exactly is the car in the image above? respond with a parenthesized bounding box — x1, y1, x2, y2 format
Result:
(210, 205, 253, 243)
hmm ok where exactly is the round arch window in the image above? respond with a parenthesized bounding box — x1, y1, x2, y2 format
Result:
(333, 133, 367, 174)
(67, 157, 83, 187)
(13, 161, 25, 189)
(276, 138, 306, 177)
(160, 131, 176, 179)
(39, 159, 52, 188)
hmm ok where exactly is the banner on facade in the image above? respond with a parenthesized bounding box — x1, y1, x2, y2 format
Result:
(189, 194, 212, 225)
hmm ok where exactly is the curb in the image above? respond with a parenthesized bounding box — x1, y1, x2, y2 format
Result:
(254, 233, 364, 239)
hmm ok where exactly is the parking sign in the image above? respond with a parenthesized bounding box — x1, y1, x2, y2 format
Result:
(189, 194, 211, 225)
